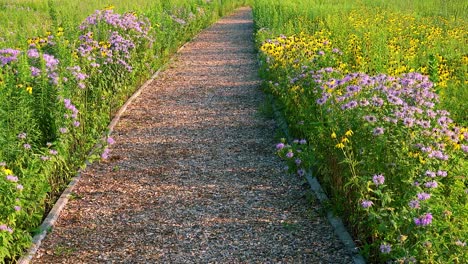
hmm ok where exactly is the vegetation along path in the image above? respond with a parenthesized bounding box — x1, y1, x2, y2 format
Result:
(33, 7, 352, 263)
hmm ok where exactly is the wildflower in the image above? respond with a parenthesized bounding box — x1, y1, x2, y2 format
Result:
(373, 127, 384, 136)
(73, 121, 80, 127)
(59, 127, 68, 134)
(372, 174, 385, 186)
(23, 144, 31, 150)
(461, 145, 468, 153)
(295, 158, 302, 165)
(297, 169, 305, 176)
(380, 244, 391, 254)
(341, 137, 349, 143)
(414, 213, 433, 226)
(417, 192, 431, 200)
(14, 206, 21, 211)
(361, 200, 373, 208)
(0, 224, 13, 234)
(107, 137, 115, 145)
(437, 170, 447, 177)
(49, 149, 58, 155)
(299, 139, 307, 144)
(276, 143, 285, 150)
(6, 175, 18, 182)
(455, 240, 466, 247)
(286, 151, 294, 158)
(331, 132, 337, 139)
(424, 181, 438, 188)
(16, 184, 23, 191)
(0, 48, 21, 66)
(101, 148, 110, 159)
(364, 115, 377, 122)
(17, 132, 27, 139)
(425, 170, 436, 178)
(41, 156, 50, 161)
(345, 129, 353, 136)
(27, 48, 40, 58)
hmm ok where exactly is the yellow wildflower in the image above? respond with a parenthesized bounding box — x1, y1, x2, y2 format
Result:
(331, 132, 337, 139)
(345, 129, 353, 136)
(335, 143, 345, 149)
(26, 86, 33, 94)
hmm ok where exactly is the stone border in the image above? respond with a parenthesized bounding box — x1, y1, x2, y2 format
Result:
(269, 96, 366, 264)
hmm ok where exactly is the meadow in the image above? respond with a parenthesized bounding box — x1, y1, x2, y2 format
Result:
(253, 0, 467, 262)
(0, 0, 247, 261)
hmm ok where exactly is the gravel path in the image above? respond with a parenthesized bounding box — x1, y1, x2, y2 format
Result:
(33, 7, 352, 263)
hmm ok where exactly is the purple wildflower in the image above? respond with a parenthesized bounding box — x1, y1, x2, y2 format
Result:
(73, 121, 80, 127)
(23, 144, 31, 149)
(276, 143, 285, 150)
(297, 169, 305, 176)
(14, 206, 21, 211)
(424, 181, 438, 188)
(372, 174, 385, 186)
(361, 200, 373, 208)
(59, 127, 68, 134)
(380, 244, 391, 254)
(373, 127, 384, 136)
(295, 158, 302, 165)
(299, 139, 307, 144)
(437, 170, 447, 177)
(27, 48, 40, 58)
(364, 115, 377, 122)
(0, 224, 13, 234)
(107, 137, 115, 145)
(286, 152, 294, 158)
(16, 184, 23, 190)
(414, 213, 433, 226)
(49, 149, 58, 155)
(17, 132, 27, 139)
(101, 147, 110, 159)
(409, 200, 420, 209)
(0, 48, 21, 66)
(425, 170, 436, 178)
(30, 66, 41, 77)
(6, 175, 18, 182)
(417, 192, 431, 200)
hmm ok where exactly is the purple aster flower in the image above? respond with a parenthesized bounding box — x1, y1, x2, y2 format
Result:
(276, 143, 285, 150)
(16, 184, 23, 190)
(6, 175, 18, 182)
(437, 170, 447, 177)
(364, 115, 377, 122)
(380, 244, 391, 254)
(297, 169, 305, 176)
(403, 117, 415, 127)
(27, 48, 40, 58)
(425, 170, 436, 178)
(414, 213, 433, 226)
(14, 205, 21, 211)
(409, 200, 420, 209)
(461, 145, 468, 153)
(417, 192, 431, 200)
(372, 174, 385, 186)
(23, 144, 31, 149)
(299, 139, 307, 144)
(286, 152, 294, 158)
(373, 127, 385, 136)
(73, 121, 80, 127)
(30, 66, 41, 77)
(295, 158, 302, 165)
(424, 181, 438, 188)
(49, 149, 58, 155)
(59, 127, 68, 134)
(361, 200, 373, 208)
(0, 224, 13, 234)
(17, 132, 27, 139)
(107, 137, 115, 145)
(318, 50, 325, 56)
(101, 147, 110, 159)
(0, 48, 21, 66)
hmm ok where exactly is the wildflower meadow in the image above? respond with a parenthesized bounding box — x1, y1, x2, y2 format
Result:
(254, 0, 467, 262)
(0, 0, 247, 261)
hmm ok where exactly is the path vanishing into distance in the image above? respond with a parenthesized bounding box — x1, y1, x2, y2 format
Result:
(33, 7, 352, 263)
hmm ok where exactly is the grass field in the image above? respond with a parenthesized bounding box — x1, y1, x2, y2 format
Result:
(253, 0, 467, 262)
(0, 0, 247, 261)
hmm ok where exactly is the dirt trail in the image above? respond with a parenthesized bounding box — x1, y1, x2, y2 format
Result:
(34, 7, 352, 263)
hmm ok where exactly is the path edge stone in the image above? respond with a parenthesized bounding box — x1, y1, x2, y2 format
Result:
(268, 94, 366, 264)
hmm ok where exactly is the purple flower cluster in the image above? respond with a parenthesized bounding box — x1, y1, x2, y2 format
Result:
(0, 48, 21, 66)
(414, 212, 433, 226)
(76, 9, 153, 73)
